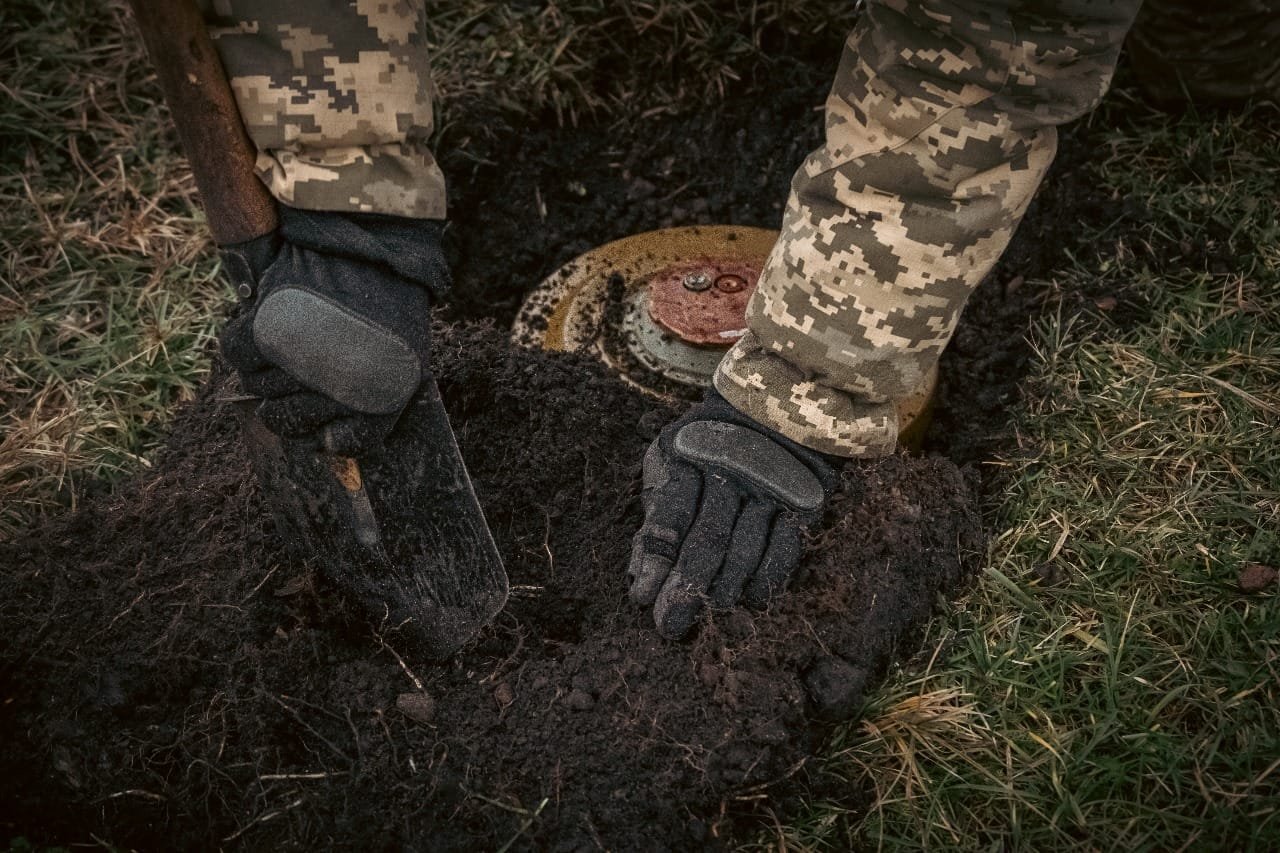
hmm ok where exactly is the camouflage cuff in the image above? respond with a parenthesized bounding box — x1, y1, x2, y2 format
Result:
(713, 332, 899, 459)
(253, 143, 447, 220)
(717, 0, 1143, 458)
(205, 0, 446, 220)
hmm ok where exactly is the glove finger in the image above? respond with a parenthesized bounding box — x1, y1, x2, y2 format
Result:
(653, 473, 742, 639)
(322, 414, 397, 456)
(257, 392, 349, 439)
(707, 498, 775, 609)
(219, 310, 269, 372)
(640, 440, 672, 491)
(237, 366, 304, 400)
(742, 513, 805, 609)
(627, 462, 701, 607)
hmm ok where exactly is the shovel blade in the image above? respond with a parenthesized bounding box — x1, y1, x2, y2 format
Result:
(240, 377, 508, 659)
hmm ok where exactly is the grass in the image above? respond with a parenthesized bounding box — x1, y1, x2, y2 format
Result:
(423, 1, 855, 126)
(784, 98, 1280, 850)
(1, 0, 854, 537)
(1, 0, 225, 535)
(3, 0, 1279, 849)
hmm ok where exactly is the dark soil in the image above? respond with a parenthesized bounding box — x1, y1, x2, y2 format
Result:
(1, 29, 1153, 853)
(439, 58, 833, 328)
(437, 55, 1136, 472)
(0, 323, 982, 849)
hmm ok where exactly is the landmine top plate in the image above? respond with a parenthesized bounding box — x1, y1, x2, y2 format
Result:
(511, 225, 936, 449)
(511, 226, 778, 353)
(646, 260, 758, 346)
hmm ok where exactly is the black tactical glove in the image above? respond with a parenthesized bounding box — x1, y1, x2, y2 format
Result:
(628, 389, 842, 639)
(218, 205, 450, 454)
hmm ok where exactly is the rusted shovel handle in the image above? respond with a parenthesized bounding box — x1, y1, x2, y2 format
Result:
(326, 455, 382, 550)
(131, 0, 372, 542)
(127, 0, 278, 245)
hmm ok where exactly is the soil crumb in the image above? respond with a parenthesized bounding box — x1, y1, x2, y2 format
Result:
(0, 323, 982, 850)
(1239, 563, 1278, 594)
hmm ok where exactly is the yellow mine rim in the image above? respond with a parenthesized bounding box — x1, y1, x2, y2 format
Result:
(511, 225, 936, 449)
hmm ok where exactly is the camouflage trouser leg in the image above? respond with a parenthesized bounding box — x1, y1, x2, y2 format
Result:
(200, 0, 446, 219)
(714, 0, 1144, 457)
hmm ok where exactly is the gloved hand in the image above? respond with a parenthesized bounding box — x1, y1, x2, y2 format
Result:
(628, 389, 842, 639)
(218, 206, 450, 455)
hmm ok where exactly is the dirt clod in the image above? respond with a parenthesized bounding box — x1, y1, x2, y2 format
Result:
(1238, 562, 1278, 593)
(1033, 560, 1070, 587)
(397, 691, 436, 724)
(803, 656, 871, 721)
(565, 689, 596, 711)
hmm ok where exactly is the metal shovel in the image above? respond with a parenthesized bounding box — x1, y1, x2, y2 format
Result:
(129, 0, 508, 659)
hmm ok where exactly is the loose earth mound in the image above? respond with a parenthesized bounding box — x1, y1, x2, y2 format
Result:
(0, 323, 982, 849)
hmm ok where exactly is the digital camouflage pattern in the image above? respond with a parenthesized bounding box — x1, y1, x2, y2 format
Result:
(202, 0, 1149, 456)
(200, 0, 445, 219)
(714, 0, 1144, 457)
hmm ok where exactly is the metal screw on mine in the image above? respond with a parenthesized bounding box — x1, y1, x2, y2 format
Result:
(682, 272, 712, 292)
(715, 274, 746, 293)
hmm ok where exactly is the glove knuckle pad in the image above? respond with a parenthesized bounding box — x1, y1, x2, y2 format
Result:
(672, 421, 823, 512)
(253, 287, 420, 416)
